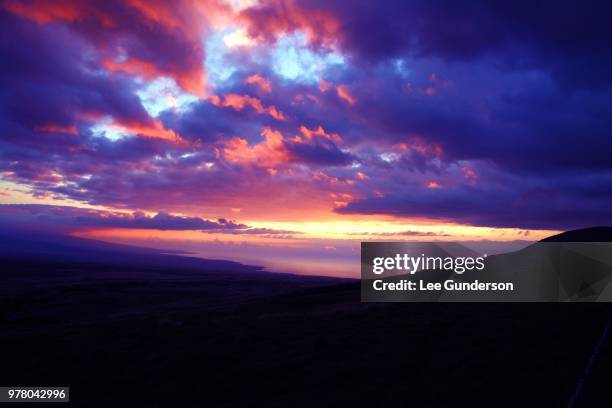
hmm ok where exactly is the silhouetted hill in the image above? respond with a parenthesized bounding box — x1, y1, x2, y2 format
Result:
(0, 229, 264, 274)
(540, 226, 612, 242)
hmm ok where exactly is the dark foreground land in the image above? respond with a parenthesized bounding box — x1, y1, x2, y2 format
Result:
(0, 232, 610, 407)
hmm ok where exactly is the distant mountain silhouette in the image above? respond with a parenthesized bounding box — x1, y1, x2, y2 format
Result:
(0, 227, 263, 274)
(540, 226, 612, 242)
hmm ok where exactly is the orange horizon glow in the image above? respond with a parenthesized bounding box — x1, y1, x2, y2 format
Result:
(0, 180, 562, 244)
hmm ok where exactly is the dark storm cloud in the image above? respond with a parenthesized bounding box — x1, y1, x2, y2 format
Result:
(285, 137, 354, 166)
(244, 0, 612, 88)
(338, 171, 612, 230)
(347, 62, 612, 174)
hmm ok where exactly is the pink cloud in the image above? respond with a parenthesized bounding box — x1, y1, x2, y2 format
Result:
(211, 93, 286, 121)
(245, 74, 272, 92)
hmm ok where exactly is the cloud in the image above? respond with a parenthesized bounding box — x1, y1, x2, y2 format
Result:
(238, 0, 341, 48)
(0, 204, 298, 235)
(335, 84, 356, 106)
(3, 0, 215, 94)
(211, 93, 286, 121)
(245, 74, 273, 92)
(338, 170, 612, 230)
(354, 230, 450, 237)
(284, 135, 353, 166)
(0, 11, 188, 146)
(244, 1, 612, 89)
(221, 126, 354, 168)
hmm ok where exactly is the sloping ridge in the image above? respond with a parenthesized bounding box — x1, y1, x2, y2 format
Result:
(0, 229, 263, 274)
(540, 226, 612, 242)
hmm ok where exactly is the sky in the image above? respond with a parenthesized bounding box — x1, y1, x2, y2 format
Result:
(1, 0, 611, 276)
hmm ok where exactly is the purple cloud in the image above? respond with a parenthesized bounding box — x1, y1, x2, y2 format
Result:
(0, 204, 301, 235)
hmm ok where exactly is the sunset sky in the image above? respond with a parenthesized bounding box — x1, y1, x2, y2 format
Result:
(1, 0, 611, 276)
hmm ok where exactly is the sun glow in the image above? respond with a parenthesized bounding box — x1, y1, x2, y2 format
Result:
(69, 214, 559, 245)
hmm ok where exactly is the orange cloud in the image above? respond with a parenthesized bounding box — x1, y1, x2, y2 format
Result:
(319, 79, 357, 106)
(222, 127, 289, 168)
(211, 93, 286, 121)
(266, 105, 285, 121)
(103, 57, 159, 80)
(82, 113, 185, 143)
(245, 74, 272, 92)
(112, 119, 185, 144)
(355, 171, 369, 180)
(77, 108, 184, 143)
(103, 57, 206, 97)
(336, 84, 357, 106)
(313, 171, 340, 184)
(319, 79, 333, 92)
(221, 125, 347, 170)
(297, 126, 342, 142)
